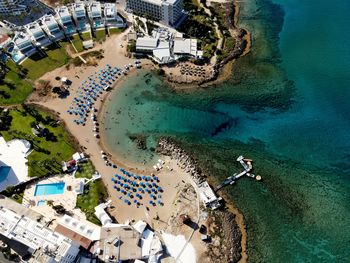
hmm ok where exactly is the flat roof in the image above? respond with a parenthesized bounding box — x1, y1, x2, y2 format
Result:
(57, 215, 101, 241)
(0, 206, 73, 252)
(100, 225, 142, 261)
(136, 37, 158, 49)
(55, 224, 92, 250)
(0, 34, 10, 45)
(174, 38, 197, 55)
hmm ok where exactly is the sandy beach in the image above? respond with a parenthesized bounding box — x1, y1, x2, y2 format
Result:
(27, 20, 248, 261)
(27, 29, 210, 257)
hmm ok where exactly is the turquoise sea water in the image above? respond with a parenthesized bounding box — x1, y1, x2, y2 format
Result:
(103, 0, 350, 261)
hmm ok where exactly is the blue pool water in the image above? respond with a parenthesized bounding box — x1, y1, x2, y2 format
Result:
(34, 182, 65, 196)
(0, 166, 11, 183)
(37, 200, 46, 206)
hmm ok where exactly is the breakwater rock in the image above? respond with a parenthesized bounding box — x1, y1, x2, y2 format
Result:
(156, 137, 243, 262)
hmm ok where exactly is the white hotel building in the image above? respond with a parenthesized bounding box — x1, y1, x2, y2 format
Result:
(0, 206, 80, 262)
(25, 21, 51, 48)
(41, 14, 65, 41)
(126, 0, 184, 27)
(55, 5, 77, 36)
(88, 2, 104, 30)
(70, 2, 90, 33)
(104, 3, 125, 29)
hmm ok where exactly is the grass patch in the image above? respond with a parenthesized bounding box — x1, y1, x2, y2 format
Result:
(71, 34, 84, 53)
(22, 42, 70, 80)
(94, 29, 106, 42)
(191, 0, 200, 8)
(0, 61, 33, 105)
(75, 161, 107, 225)
(75, 161, 95, 179)
(0, 105, 77, 177)
(10, 192, 24, 204)
(209, 2, 236, 62)
(178, 1, 218, 61)
(81, 31, 92, 41)
(109, 27, 124, 35)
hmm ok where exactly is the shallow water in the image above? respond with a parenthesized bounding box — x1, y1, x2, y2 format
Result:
(103, 0, 350, 261)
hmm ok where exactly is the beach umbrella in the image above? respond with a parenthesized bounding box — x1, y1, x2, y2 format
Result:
(149, 201, 153, 205)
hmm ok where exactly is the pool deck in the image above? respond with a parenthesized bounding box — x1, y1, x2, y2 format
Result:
(23, 175, 86, 222)
(0, 137, 31, 191)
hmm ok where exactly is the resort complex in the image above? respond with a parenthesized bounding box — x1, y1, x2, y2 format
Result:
(0, 0, 251, 262)
(1, 1, 125, 63)
(133, 28, 203, 64)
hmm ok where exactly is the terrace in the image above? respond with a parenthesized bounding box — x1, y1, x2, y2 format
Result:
(12, 33, 37, 58)
(89, 2, 104, 30)
(104, 3, 124, 28)
(25, 21, 51, 48)
(41, 15, 65, 41)
(56, 6, 76, 36)
(71, 3, 90, 33)
(23, 175, 85, 220)
(0, 137, 31, 191)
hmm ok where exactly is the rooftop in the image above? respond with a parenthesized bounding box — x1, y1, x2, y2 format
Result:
(136, 37, 158, 50)
(42, 14, 58, 27)
(57, 6, 71, 18)
(56, 215, 101, 243)
(0, 34, 10, 46)
(0, 206, 75, 253)
(0, 137, 31, 191)
(100, 225, 142, 261)
(173, 38, 197, 55)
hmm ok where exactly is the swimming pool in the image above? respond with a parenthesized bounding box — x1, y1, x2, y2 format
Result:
(34, 182, 65, 196)
(0, 166, 11, 183)
(37, 200, 46, 206)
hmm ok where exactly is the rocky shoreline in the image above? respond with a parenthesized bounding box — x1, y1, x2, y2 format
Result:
(163, 0, 249, 87)
(156, 137, 244, 263)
